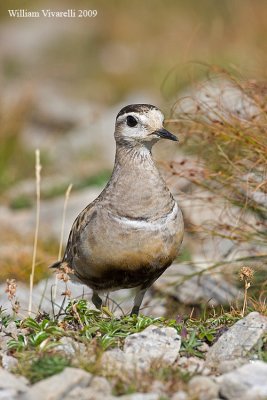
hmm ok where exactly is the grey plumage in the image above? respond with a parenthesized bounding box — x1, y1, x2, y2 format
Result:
(51, 104, 184, 315)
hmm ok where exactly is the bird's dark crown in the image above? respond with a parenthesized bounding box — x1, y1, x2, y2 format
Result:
(116, 104, 158, 120)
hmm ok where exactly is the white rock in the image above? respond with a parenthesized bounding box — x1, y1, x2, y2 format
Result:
(89, 376, 112, 395)
(217, 361, 267, 400)
(149, 380, 166, 395)
(175, 78, 260, 122)
(64, 386, 114, 400)
(206, 312, 267, 369)
(124, 325, 181, 365)
(102, 325, 181, 378)
(101, 348, 130, 376)
(178, 356, 210, 375)
(1, 355, 18, 372)
(3, 322, 18, 339)
(119, 394, 160, 400)
(171, 391, 188, 400)
(188, 376, 219, 400)
(217, 358, 247, 374)
(0, 336, 10, 353)
(0, 388, 19, 400)
(55, 337, 86, 357)
(0, 368, 28, 397)
(26, 367, 92, 400)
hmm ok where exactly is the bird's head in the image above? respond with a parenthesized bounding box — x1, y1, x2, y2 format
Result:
(114, 104, 177, 148)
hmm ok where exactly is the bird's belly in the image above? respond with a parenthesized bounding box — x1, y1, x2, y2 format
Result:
(77, 204, 184, 284)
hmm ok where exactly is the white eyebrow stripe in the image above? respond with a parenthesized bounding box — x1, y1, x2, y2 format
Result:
(116, 112, 142, 123)
(116, 111, 164, 126)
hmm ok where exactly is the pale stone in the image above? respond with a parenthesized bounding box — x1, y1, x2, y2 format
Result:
(171, 391, 188, 400)
(218, 361, 267, 400)
(25, 367, 92, 400)
(124, 325, 181, 365)
(0, 368, 28, 397)
(102, 326, 181, 378)
(90, 376, 112, 395)
(206, 312, 267, 369)
(64, 386, 114, 400)
(188, 376, 219, 400)
(1, 355, 18, 372)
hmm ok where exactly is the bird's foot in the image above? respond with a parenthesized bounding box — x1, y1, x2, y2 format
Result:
(130, 306, 140, 316)
(92, 291, 102, 310)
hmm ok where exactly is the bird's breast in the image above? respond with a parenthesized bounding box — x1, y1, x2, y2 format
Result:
(78, 201, 184, 279)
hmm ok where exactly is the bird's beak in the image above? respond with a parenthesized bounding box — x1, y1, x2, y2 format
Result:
(154, 128, 178, 142)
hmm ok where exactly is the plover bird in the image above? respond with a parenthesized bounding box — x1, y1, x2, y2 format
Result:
(52, 104, 184, 315)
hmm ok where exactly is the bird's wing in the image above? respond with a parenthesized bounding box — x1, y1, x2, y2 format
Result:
(49, 199, 99, 270)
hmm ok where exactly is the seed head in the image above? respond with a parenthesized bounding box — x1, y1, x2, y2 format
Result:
(239, 266, 254, 282)
(5, 279, 17, 300)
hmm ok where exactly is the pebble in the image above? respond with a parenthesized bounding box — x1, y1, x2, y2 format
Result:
(0, 368, 28, 399)
(217, 361, 267, 400)
(188, 376, 219, 400)
(205, 312, 267, 370)
(1, 355, 18, 372)
(124, 325, 181, 365)
(171, 391, 188, 400)
(24, 367, 92, 400)
(102, 325, 181, 378)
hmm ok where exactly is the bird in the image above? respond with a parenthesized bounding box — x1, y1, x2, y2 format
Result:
(51, 104, 184, 315)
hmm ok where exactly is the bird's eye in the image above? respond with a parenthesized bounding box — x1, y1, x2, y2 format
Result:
(126, 115, 138, 127)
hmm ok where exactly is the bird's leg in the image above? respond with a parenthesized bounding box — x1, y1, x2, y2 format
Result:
(130, 287, 147, 316)
(92, 291, 102, 310)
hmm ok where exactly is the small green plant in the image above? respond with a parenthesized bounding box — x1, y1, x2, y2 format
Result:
(4, 299, 266, 390)
(8, 317, 64, 351)
(15, 353, 70, 383)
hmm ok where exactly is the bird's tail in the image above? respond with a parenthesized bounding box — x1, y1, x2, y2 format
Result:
(49, 260, 62, 269)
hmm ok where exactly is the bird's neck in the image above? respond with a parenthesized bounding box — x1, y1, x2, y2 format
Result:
(114, 141, 154, 168)
(103, 141, 174, 220)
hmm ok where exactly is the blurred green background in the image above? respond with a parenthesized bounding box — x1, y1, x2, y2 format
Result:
(1, 0, 267, 103)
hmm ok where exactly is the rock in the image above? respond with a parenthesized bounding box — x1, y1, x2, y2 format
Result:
(197, 342, 210, 353)
(102, 325, 181, 378)
(55, 337, 86, 357)
(175, 78, 260, 123)
(119, 394, 160, 400)
(217, 358, 247, 374)
(64, 386, 114, 400)
(154, 263, 239, 306)
(206, 312, 267, 370)
(0, 389, 18, 400)
(217, 361, 267, 400)
(1, 355, 18, 372)
(124, 325, 181, 365)
(65, 388, 160, 400)
(89, 376, 112, 395)
(150, 380, 166, 395)
(0, 335, 10, 353)
(0, 368, 28, 399)
(177, 356, 210, 375)
(171, 391, 188, 400)
(25, 367, 92, 400)
(188, 376, 219, 400)
(3, 322, 18, 339)
(101, 348, 129, 376)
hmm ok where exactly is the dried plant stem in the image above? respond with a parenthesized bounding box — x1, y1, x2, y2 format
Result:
(28, 149, 41, 316)
(53, 184, 73, 301)
(241, 280, 250, 317)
